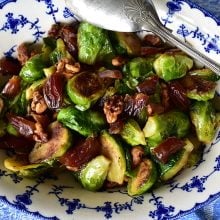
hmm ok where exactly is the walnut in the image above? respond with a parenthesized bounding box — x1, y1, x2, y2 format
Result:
(33, 122, 48, 143)
(131, 146, 145, 168)
(31, 91, 47, 114)
(103, 95, 124, 124)
(112, 56, 126, 66)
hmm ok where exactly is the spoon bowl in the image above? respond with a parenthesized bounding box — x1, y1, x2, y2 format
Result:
(65, 0, 220, 74)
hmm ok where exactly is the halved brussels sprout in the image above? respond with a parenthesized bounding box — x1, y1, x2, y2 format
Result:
(80, 155, 110, 191)
(188, 68, 220, 81)
(190, 101, 217, 143)
(57, 106, 106, 137)
(29, 121, 72, 163)
(120, 119, 146, 146)
(100, 130, 126, 185)
(153, 53, 193, 81)
(26, 78, 46, 100)
(127, 159, 157, 196)
(67, 71, 106, 111)
(143, 111, 190, 147)
(77, 22, 114, 64)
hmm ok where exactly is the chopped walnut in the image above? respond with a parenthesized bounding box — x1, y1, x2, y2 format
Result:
(112, 56, 126, 66)
(31, 91, 47, 114)
(56, 58, 80, 79)
(33, 122, 48, 143)
(131, 146, 145, 168)
(103, 95, 124, 124)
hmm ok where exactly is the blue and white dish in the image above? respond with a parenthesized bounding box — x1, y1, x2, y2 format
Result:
(0, 0, 219, 219)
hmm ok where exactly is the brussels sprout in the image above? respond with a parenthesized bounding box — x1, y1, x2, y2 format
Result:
(159, 139, 194, 181)
(6, 123, 19, 136)
(43, 65, 56, 78)
(80, 155, 111, 191)
(100, 130, 126, 184)
(127, 159, 157, 196)
(190, 101, 217, 143)
(57, 106, 106, 137)
(67, 71, 106, 111)
(42, 37, 56, 54)
(123, 57, 154, 88)
(188, 68, 220, 81)
(50, 38, 73, 64)
(110, 32, 141, 56)
(25, 78, 46, 100)
(120, 119, 146, 146)
(29, 121, 72, 163)
(19, 53, 49, 83)
(77, 22, 114, 64)
(143, 111, 190, 147)
(4, 155, 51, 178)
(153, 53, 193, 81)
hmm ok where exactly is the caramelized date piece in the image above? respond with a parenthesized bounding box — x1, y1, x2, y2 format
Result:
(0, 57, 21, 75)
(109, 119, 125, 134)
(2, 75, 21, 98)
(168, 80, 190, 111)
(0, 135, 34, 154)
(60, 137, 100, 171)
(43, 72, 65, 109)
(152, 137, 185, 164)
(143, 34, 162, 47)
(7, 114, 36, 139)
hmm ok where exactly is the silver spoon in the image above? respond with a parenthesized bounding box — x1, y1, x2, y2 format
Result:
(65, 0, 220, 74)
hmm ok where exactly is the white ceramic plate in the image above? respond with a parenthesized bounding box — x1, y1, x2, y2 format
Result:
(0, 0, 219, 219)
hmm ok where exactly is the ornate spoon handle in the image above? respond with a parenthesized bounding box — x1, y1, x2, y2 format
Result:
(124, 0, 220, 74)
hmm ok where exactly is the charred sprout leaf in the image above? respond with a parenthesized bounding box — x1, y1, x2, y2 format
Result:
(153, 53, 193, 81)
(110, 32, 141, 56)
(159, 139, 194, 181)
(127, 159, 157, 196)
(143, 111, 190, 147)
(123, 57, 154, 89)
(120, 119, 146, 146)
(29, 121, 72, 163)
(100, 130, 126, 185)
(50, 38, 73, 64)
(60, 137, 101, 171)
(67, 71, 106, 111)
(190, 101, 217, 143)
(188, 68, 220, 82)
(19, 53, 49, 83)
(79, 155, 110, 191)
(57, 106, 106, 137)
(4, 155, 51, 178)
(77, 22, 114, 64)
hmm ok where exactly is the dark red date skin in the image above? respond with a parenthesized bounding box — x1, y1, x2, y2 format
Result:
(0, 57, 21, 75)
(59, 137, 100, 171)
(43, 72, 65, 109)
(2, 75, 21, 98)
(152, 137, 185, 164)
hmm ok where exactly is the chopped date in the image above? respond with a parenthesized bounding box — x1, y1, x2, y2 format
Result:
(1, 75, 21, 98)
(142, 34, 162, 47)
(109, 119, 125, 134)
(152, 137, 185, 164)
(43, 72, 65, 109)
(168, 80, 190, 111)
(59, 137, 100, 171)
(0, 57, 21, 75)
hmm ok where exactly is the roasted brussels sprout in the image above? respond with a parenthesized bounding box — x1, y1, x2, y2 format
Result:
(120, 119, 146, 146)
(19, 54, 49, 83)
(100, 130, 126, 185)
(77, 22, 114, 64)
(79, 155, 110, 191)
(4, 155, 51, 178)
(188, 68, 220, 81)
(123, 57, 154, 88)
(29, 121, 72, 163)
(153, 53, 193, 81)
(190, 101, 217, 143)
(143, 111, 190, 147)
(110, 32, 141, 56)
(57, 106, 106, 137)
(50, 38, 73, 64)
(127, 159, 157, 196)
(67, 71, 106, 111)
(159, 139, 194, 181)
